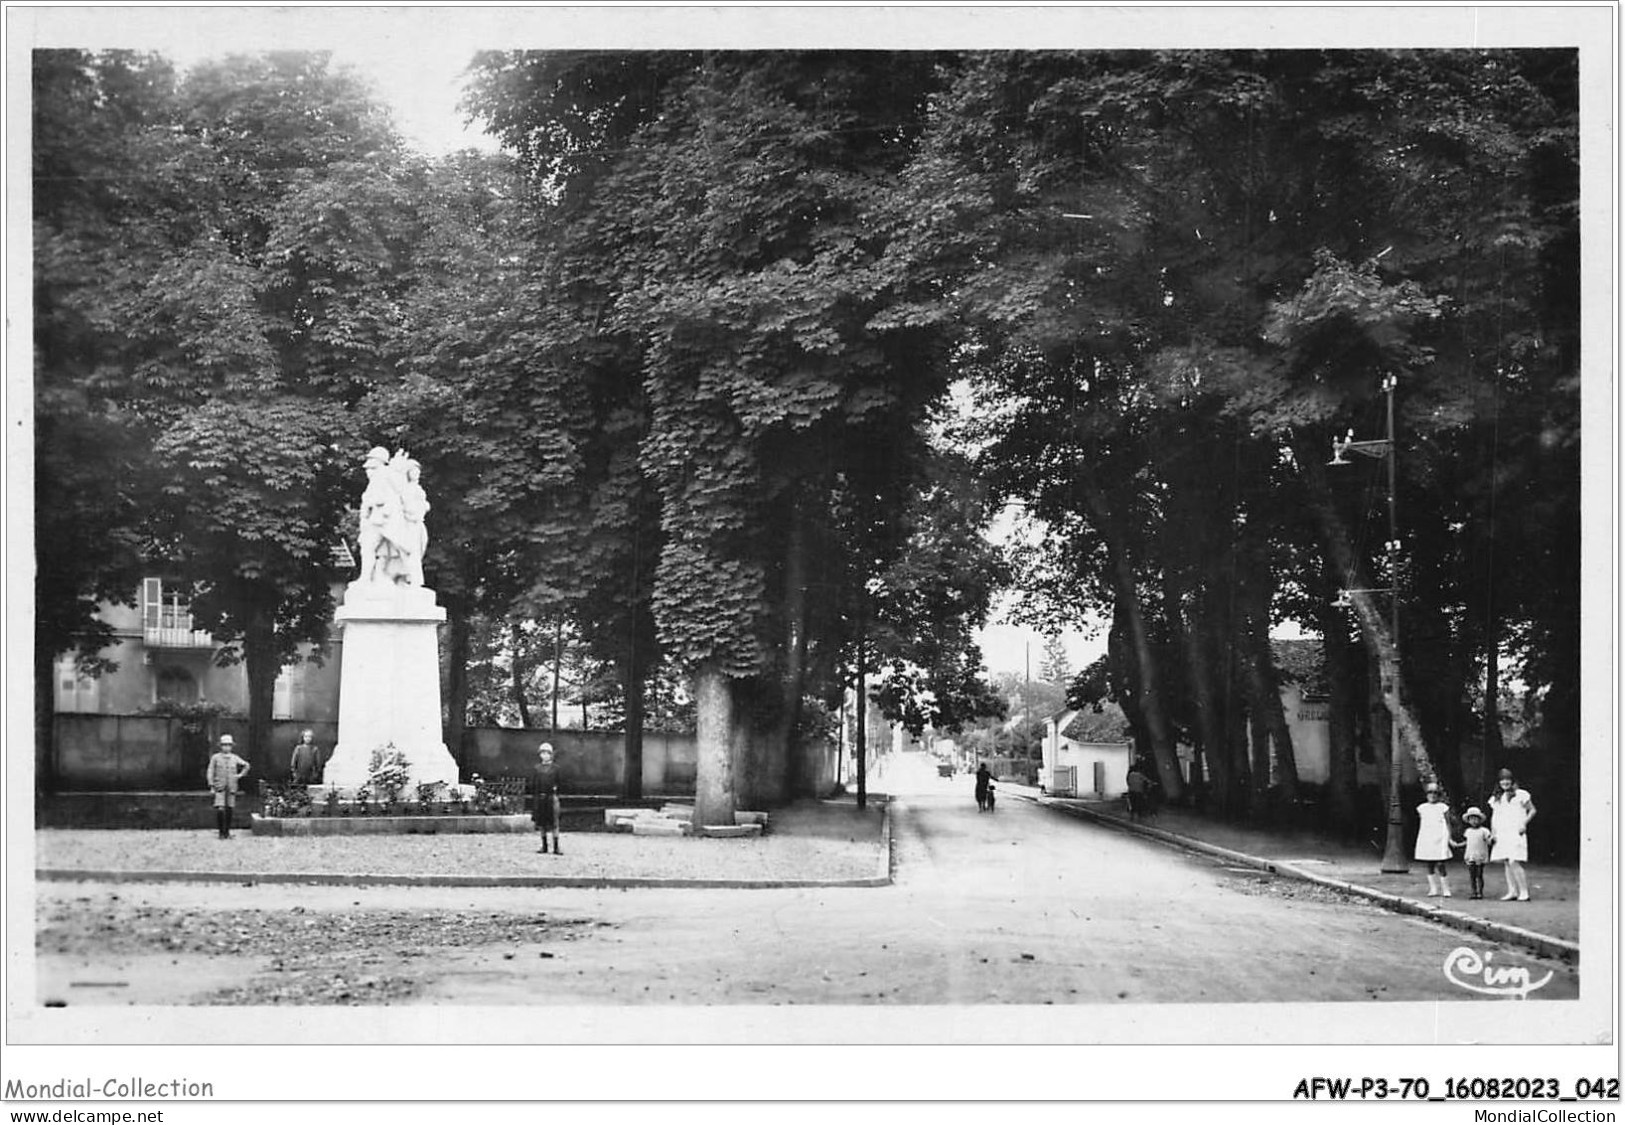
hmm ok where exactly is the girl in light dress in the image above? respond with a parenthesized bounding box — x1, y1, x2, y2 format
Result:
(1488, 768, 1537, 901)
(1414, 781, 1457, 897)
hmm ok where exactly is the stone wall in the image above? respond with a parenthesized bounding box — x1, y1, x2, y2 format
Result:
(47, 715, 845, 803)
(457, 726, 699, 796)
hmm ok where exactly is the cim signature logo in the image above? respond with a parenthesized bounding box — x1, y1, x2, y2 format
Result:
(1443, 946, 1553, 999)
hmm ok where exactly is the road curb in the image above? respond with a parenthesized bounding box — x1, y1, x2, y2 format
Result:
(1013, 793, 1579, 966)
(35, 804, 895, 893)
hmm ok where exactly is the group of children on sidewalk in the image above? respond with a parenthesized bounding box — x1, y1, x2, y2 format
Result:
(1415, 768, 1537, 902)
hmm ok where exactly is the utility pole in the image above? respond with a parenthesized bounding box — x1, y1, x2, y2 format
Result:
(1330, 373, 1408, 873)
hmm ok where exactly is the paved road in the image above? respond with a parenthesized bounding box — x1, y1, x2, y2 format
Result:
(34, 754, 1577, 1012)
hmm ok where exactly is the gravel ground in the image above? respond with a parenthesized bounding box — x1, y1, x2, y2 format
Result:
(38, 894, 601, 1004)
(34, 808, 886, 884)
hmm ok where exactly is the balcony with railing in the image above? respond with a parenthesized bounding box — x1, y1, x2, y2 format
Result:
(143, 608, 215, 649)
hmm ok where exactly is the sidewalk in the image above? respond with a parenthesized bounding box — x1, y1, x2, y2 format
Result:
(1000, 782, 1580, 962)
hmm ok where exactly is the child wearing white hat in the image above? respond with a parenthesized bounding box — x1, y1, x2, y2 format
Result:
(206, 734, 251, 839)
(1457, 807, 1492, 900)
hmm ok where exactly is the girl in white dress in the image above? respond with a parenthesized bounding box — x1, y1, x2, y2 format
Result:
(1414, 782, 1456, 897)
(1488, 768, 1537, 901)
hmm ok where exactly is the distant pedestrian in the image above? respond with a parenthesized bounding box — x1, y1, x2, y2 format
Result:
(1488, 768, 1537, 901)
(206, 734, 251, 839)
(1457, 806, 1492, 900)
(533, 742, 563, 854)
(1414, 782, 1456, 898)
(974, 763, 993, 813)
(1126, 762, 1151, 821)
(289, 729, 322, 786)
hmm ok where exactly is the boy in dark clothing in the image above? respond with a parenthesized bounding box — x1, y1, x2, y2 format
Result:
(533, 742, 562, 854)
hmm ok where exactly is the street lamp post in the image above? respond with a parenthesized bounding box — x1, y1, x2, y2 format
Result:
(1330, 373, 1408, 873)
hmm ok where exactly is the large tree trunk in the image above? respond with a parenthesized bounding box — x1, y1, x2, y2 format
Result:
(1106, 607, 1156, 793)
(1320, 607, 1362, 836)
(1084, 485, 1184, 803)
(1169, 577, 1231, 815)
(728, 677, 760, 808)
(510, 622, 533, 729)
(1248, 708, 1270, 812)
(621, 655, 645, 801)
(1294, 438, 1437, 787)
(35, 641, 59, 795)
(550, 619, 563, 733)
(731, 691, 758, 809)
(1406, 598, 1470, 801)
(1238, 575, 1301, 804)
(692, 662, 736, 827)
(1244, 654, 1302, 804)
(242, 598, 279, 769)
(1369, 647, 1405, 863)
(769, 506, 809, 802)
(1479, 630, 1500, 798)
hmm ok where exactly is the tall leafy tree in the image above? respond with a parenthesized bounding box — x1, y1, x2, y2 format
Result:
(32, 51, 187, 785)
(146, 53, 415, 762)
(883, 49, 1578, 833)
(467, 51, 966, 819)
(36, 50, 422, 764)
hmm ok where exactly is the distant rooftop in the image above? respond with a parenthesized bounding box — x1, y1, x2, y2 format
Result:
(1060, 705, 1131, 743)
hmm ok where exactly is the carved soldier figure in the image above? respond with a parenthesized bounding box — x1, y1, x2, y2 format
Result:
(357, 446, 419, 586)
(393, 451, 430, 587)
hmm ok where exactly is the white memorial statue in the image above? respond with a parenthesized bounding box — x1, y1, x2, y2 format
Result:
(324, 444, 458, 791)
(357, 447, 429, 586)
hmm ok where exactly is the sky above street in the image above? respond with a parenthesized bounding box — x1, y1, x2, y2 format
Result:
(35, 9, 505, 156)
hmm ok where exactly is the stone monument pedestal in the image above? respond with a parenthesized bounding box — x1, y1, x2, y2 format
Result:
(322, 580, 460, 791)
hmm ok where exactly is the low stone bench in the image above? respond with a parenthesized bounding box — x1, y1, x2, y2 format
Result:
(695, 823, 763, 838)
(607, 807, 770, 835)
(630, 819, 691, 837)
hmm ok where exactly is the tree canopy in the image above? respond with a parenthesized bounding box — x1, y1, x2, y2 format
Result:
(36, 49, 1580, 848)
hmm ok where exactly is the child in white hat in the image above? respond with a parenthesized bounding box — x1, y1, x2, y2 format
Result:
(206, 734, 251, 839)
(1457, 807, 1492, 900)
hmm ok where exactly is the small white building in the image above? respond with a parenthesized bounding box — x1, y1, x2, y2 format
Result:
(1041, 708, 1132, 798)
